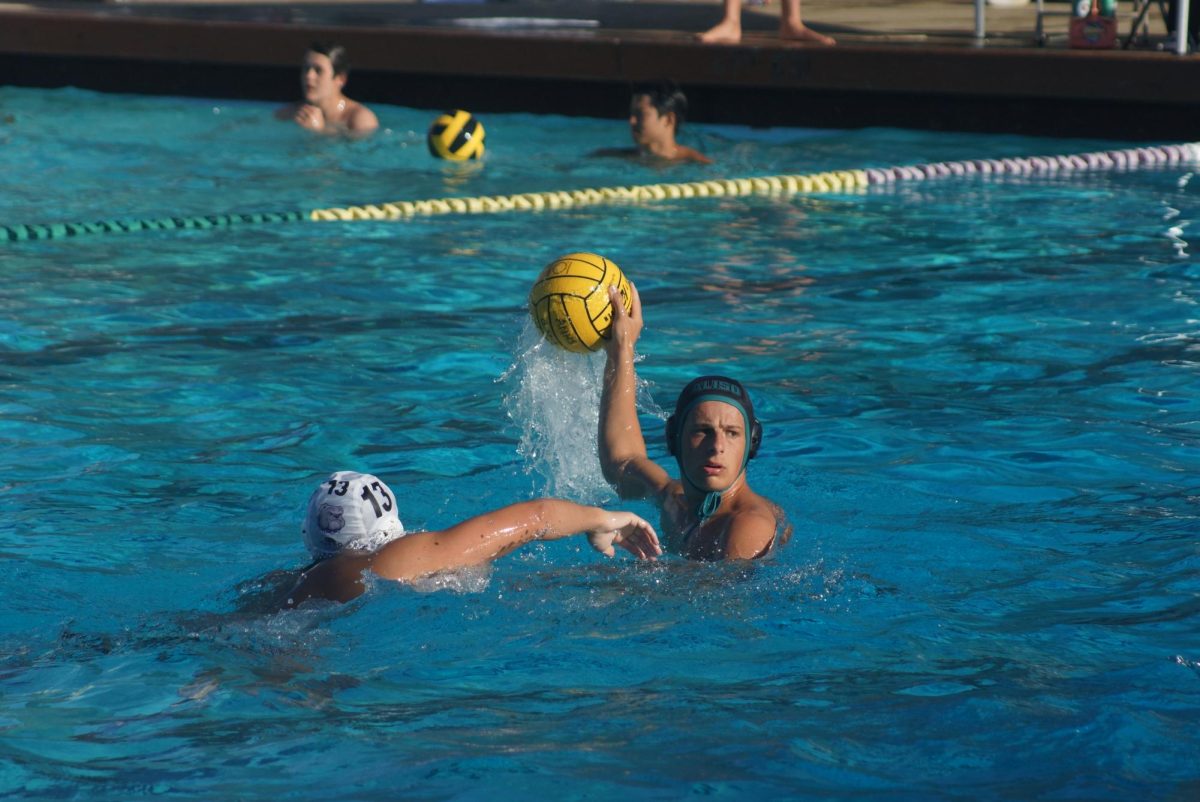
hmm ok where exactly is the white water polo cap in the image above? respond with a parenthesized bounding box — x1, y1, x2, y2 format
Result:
(302, 471, 406, 559)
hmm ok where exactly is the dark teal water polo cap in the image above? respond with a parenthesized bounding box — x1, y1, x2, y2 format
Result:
(665, 375, 763, 522)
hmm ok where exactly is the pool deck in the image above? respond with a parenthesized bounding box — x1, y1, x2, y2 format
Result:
(1, 0, 1197, 138)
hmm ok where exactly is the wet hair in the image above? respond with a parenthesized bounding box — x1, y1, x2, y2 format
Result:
(632, 80, 688, 133)
(308, 42, 350, 76)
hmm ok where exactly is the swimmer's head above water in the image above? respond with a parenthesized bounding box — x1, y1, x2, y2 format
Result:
(301, 42, 349, 106)
(665, 375, 763, 520)
(301, 470, 406, 560)
(621, 80, 710, 164)
(666, 375, 762, 462)
(628, 80, 686, 146)
(286, 42, 378, 136)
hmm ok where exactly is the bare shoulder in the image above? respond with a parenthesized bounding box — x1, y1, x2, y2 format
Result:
(347, 102, 378, 133)
(723, 494, 784, 560)
(287, 553, 372, 606)
(274, 103, 300, 121)
(678, 146, 713, 165)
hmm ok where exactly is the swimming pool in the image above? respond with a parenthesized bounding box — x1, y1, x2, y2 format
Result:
(1, 86, 1197, 800)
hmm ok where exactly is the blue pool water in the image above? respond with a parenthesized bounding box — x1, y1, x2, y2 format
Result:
(1, 86, 1198, 800)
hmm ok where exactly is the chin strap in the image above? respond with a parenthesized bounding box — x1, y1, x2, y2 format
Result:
(697, 491, 723, 523)
(680, 464, 744, 526)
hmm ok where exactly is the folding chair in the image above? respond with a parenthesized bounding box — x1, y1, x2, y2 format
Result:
(1124, 0, 1198, 49)
(1124, 0, 1169, 47)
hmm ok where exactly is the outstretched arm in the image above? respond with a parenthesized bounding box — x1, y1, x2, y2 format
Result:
(370, 499, 659, 580)
(285, 499, 659, 606)
(599, 282, 673, 500)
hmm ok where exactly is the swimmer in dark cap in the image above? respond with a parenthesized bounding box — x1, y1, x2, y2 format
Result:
(591, 81, 712, 165)
(598, 283, 788, 560)
(276, 42, 378, 137)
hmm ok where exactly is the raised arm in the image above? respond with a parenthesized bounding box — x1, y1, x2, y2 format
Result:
(285, 499, 659, 606)
(599, 282, 673, 500)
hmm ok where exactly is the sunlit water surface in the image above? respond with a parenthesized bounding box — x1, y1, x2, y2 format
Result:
(1, 87, 1198, 800)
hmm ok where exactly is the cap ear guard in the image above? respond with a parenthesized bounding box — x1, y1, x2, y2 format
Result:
(748, 419, 762, 459)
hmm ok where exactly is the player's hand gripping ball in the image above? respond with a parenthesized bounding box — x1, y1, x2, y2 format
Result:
(529, 252, 633, 353)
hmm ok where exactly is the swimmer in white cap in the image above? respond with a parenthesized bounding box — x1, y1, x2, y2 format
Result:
(284, 470, 660, 607)
(597, 282, 789, 561)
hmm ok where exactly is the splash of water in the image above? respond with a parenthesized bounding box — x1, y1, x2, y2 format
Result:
(409, 564, 493, 594)
(501, 320, 613, 502)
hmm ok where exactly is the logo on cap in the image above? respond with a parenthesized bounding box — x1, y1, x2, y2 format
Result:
(317, 504, 346, 534)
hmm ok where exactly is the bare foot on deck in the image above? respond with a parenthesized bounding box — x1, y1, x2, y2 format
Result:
(780, 21, 836, 45)
(698, 19, 742, 43)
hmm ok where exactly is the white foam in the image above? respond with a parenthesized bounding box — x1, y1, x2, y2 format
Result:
(501, 320, 613, 502)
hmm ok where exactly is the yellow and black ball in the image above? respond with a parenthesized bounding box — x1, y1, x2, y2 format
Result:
(529, 253, 632, 353)
(427, 110, 486, 161)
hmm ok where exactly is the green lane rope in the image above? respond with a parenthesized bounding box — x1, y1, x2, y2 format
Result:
(1, 211, 305, 242)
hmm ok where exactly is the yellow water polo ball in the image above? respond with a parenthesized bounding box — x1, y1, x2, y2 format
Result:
(427, 110, 486, 161)
(529, 252, 632, 353)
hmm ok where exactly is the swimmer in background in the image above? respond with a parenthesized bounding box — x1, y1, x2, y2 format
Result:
(591, 81, 712, 165)
(279, 471, 660, 607)
(276, 42, 378, 137)
(699, 0, 836, 45)
(598, 283, 789, 560)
